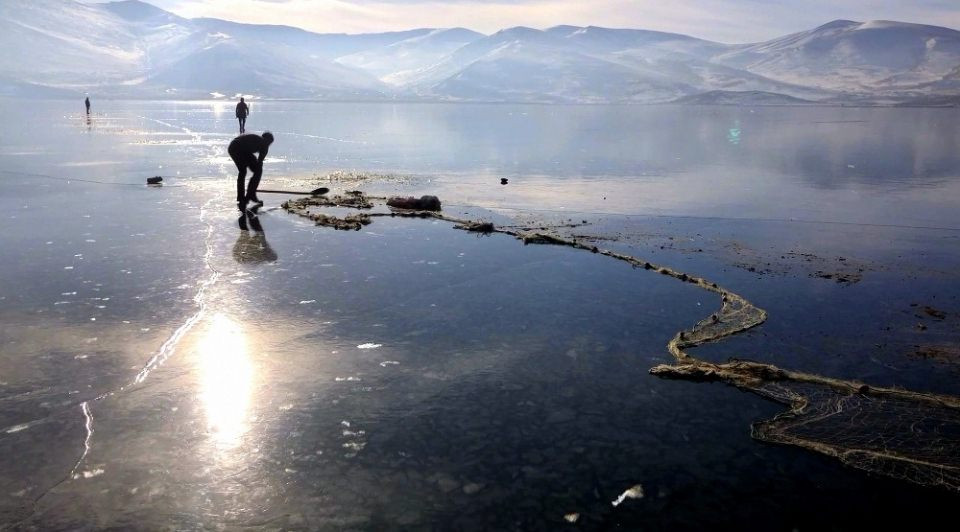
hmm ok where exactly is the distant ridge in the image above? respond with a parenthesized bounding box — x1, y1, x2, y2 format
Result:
(671, 90, 816, 105)
(0, 0, 958, 104)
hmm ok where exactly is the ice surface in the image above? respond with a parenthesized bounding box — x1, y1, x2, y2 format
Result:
(0, 99, 958, 529)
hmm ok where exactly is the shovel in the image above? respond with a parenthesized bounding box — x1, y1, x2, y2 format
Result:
(257, 187, 329, 197)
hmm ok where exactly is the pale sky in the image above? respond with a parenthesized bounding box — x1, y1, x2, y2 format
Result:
(101, 0, 960, 43)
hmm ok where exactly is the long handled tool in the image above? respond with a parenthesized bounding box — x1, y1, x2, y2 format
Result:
(257, 187, 329, 197)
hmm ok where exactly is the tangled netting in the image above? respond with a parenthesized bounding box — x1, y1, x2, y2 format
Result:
(283, 193, 960, 491)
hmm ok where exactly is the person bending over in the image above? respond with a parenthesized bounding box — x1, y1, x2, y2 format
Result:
(228, 131, 274, 211)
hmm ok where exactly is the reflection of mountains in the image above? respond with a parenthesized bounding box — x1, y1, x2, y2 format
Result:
(395, 104, 960, 187)
(233, 214, 278, 264)
(743, 110, 960, 188)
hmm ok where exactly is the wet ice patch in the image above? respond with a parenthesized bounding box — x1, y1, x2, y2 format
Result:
(611, 484, 644, 507)
(299, 300, 316, 304)
(379, 360, 399, 367)
(357, 343, 381, 349)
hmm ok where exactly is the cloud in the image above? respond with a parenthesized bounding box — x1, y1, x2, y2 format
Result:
(148, 0, 960, 42)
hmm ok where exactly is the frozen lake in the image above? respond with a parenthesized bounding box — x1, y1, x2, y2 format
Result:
(1, 99, 959, 529)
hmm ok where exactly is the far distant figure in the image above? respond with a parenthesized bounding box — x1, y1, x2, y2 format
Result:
(85, 97, 90, 114)
(228, 131, 274, 212)
(235, 97, 249, 133)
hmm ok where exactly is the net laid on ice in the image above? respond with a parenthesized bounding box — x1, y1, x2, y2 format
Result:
(282, 191, 960, 492)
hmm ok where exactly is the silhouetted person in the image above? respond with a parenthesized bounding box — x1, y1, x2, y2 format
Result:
(85, 97, 90, 114)
(228, 131, 274, 212)
(234, 212, 277, 263)
(235, 97, 249, 133)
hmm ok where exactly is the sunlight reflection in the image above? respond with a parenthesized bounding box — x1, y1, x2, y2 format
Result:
(197, 313, 253, 449)
(210, 100, 229, 118)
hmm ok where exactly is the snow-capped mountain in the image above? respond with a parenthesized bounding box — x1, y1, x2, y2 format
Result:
(0, 0, 144, 87)
(1, 0, 958, 104)
(395, 25, 837, 103)
(714, 20, 960, 97)
(336, 28, 483, 85)
(0, 0, 416, 98)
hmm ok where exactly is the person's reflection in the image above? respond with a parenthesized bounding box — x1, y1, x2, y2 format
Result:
(233, 212, 278, 263)
(85, 113, 91, 132)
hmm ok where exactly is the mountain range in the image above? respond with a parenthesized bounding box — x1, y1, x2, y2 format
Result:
(1, 0, 958, 105)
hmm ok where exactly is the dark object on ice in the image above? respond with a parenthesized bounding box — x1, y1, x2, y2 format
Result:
(236, 97, 249, 133)
(146, 176, 163, 185)
(229, 131, 274, 211)
(386, 195, 441, 211)
(259, 187, 329, 197)
(84, 97, 90, 114)
(500, 178, 508, 185)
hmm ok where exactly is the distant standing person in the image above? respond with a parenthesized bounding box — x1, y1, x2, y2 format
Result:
(235, 97, 249, 133)
(228, 131, 274, 212)
(85, 97, 90, 114)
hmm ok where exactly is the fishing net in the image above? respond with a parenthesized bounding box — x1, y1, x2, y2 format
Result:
(282, 190, 960, 492)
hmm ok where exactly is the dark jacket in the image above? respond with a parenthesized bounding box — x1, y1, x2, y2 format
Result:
(235, 101, 249, 118)
(229, 133, 270, 162)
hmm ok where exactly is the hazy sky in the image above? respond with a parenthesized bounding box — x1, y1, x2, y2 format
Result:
(108, 0, 960, 42)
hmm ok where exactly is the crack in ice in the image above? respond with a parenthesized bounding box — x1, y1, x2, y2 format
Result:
(69, 402, 93, 480)
(2, 193, 224, 527)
